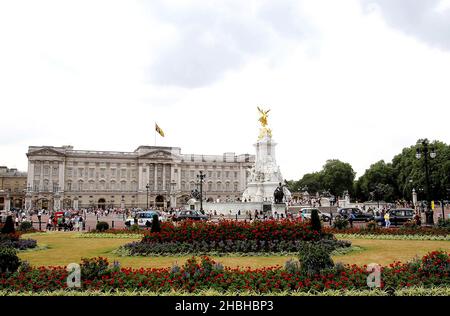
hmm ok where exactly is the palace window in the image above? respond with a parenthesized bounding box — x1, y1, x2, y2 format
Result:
(66, 181, 72, 191)
(44, 166, 50, 176)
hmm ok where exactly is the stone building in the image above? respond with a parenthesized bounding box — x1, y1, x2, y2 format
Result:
(25, 145, 255, 211)
(0, 166, 27, 211)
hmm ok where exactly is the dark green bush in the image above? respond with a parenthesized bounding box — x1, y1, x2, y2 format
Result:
(310, 209, 322, 232)
(0, 247, 21, 274)
(437, 218, 450, 229)
(80, 257, 110, 280)
(151, 214, 161, 233)
(298, 242, 334, 276)
(130, 224, 140, 232)
(19, 221, 33, 232)
(96, 221, 109, 232)
(1, 216, 15, 234)
(332, 215, 349, 230)
(284, 258, 302, 274)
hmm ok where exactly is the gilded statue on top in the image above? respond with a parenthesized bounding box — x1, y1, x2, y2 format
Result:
(257, 106, 272, 140)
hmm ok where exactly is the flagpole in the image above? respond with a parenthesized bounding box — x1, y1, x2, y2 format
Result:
(154, 122, 156, 146)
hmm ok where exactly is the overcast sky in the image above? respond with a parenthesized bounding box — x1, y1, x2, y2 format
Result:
(1, 0, 449, 181)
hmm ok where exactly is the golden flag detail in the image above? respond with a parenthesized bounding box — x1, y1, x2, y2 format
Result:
(155, 123, 165, 137)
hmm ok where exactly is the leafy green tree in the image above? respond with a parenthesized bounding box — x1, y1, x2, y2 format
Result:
(296, 172, 323, 194)
(320, 160, 356, 197)
(356, 160, 397, 202)
(392, 139, 450, 201)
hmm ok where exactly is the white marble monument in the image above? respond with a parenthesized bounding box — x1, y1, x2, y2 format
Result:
(242, 107, 291, 203)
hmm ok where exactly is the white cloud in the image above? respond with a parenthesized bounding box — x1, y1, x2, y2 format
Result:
(0, 0, 449, 182)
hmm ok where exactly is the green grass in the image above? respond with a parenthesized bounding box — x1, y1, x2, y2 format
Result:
(18, 232, 450, 269)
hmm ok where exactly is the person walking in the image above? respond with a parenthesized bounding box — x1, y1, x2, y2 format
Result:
(349, 212, 356, 228)
(384, 211, 391, 228)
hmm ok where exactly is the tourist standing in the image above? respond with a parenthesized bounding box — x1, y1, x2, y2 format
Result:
(384, 211, 390, 228)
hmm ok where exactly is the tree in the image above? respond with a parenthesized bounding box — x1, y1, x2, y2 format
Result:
(310, 209, 322, 233)
(356, 160, 397, 202)
(151, 214, 161, 233)
(1, 216, 15, 234)
(392, 139, 450, 201)
(296, 172, 323, 194)
(320, 160, 356, 197)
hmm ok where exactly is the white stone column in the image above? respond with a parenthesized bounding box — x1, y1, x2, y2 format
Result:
(25, 192, 32, 211)
(5, 194, 11, 212)
(177, 164, 182, 191)
(27, 160, 34, 190)
(138, 164, 143, 190)
(73, 197, 79, 210)
(59, 161, 65, 192)
(162, 163, 166, 193)
(154, 163, 157, 191)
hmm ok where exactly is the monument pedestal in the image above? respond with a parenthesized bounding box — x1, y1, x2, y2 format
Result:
(242, 134, 291, 203)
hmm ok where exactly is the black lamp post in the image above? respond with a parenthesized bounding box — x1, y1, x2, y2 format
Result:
(416, 139, 436, 225)
(145, 183, 150, 210)
(197, 171, 206, 214)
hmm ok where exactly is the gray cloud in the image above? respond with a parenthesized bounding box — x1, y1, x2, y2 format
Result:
(143, 1, 316, 88)
(361, 0, 450, 50)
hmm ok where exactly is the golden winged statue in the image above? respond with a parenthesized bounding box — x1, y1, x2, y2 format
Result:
(257, 106, 272, 140)
(257, 106, 270, 127)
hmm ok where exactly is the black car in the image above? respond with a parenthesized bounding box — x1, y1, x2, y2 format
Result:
(338, 208, 374, 222)
(375, 208, 415, 226)
(173, 210, 208, 221)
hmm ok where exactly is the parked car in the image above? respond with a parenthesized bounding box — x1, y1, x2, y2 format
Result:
(125, 210, 166, 227)
(338, 208, 374, 222)
(172, 210, 208, 221)
(375, 208, 415, 226)
(300, 208, 332, 221)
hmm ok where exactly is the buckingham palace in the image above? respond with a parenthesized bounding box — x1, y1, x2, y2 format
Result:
(24, 145, 255, 211)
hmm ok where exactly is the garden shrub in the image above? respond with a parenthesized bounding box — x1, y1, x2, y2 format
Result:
(298, 242, 334, 276)
(366, 220, 377, 231)
(310, 209, 322, 232)
(130, 224, 140, 232)
(0, 247, 21, 274)
(151, 214, 161, 233)
(19, 221, 33, 232)
(0, 216, 15, 234)
(80, 257, 110, 280)
(284, 258, 302, 274)
(437, 218, 450, 229)
(332, 216, 349, 230)
(96, 222, 109, 232)
(121, 239, 350, 256)
(420, 251, 450, 275)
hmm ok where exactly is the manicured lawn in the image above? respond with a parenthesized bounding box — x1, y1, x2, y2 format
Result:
(18, 232, 450, 268)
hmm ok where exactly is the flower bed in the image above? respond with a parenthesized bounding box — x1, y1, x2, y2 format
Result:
(0, 233, 37, 250)
(141, 219, 324, 243)
(118, 239, 351, 256)
(1, 286, 450, 296)
(0, 251, 448, 293)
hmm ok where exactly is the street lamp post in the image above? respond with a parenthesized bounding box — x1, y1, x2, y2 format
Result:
(197, 171, 206, 214)
(146, 183, 150, 210)
(416, 139, 437, 225)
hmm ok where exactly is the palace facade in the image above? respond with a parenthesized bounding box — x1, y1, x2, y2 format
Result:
(0, 166, 27, 211)
(25, 145, 255, 210)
